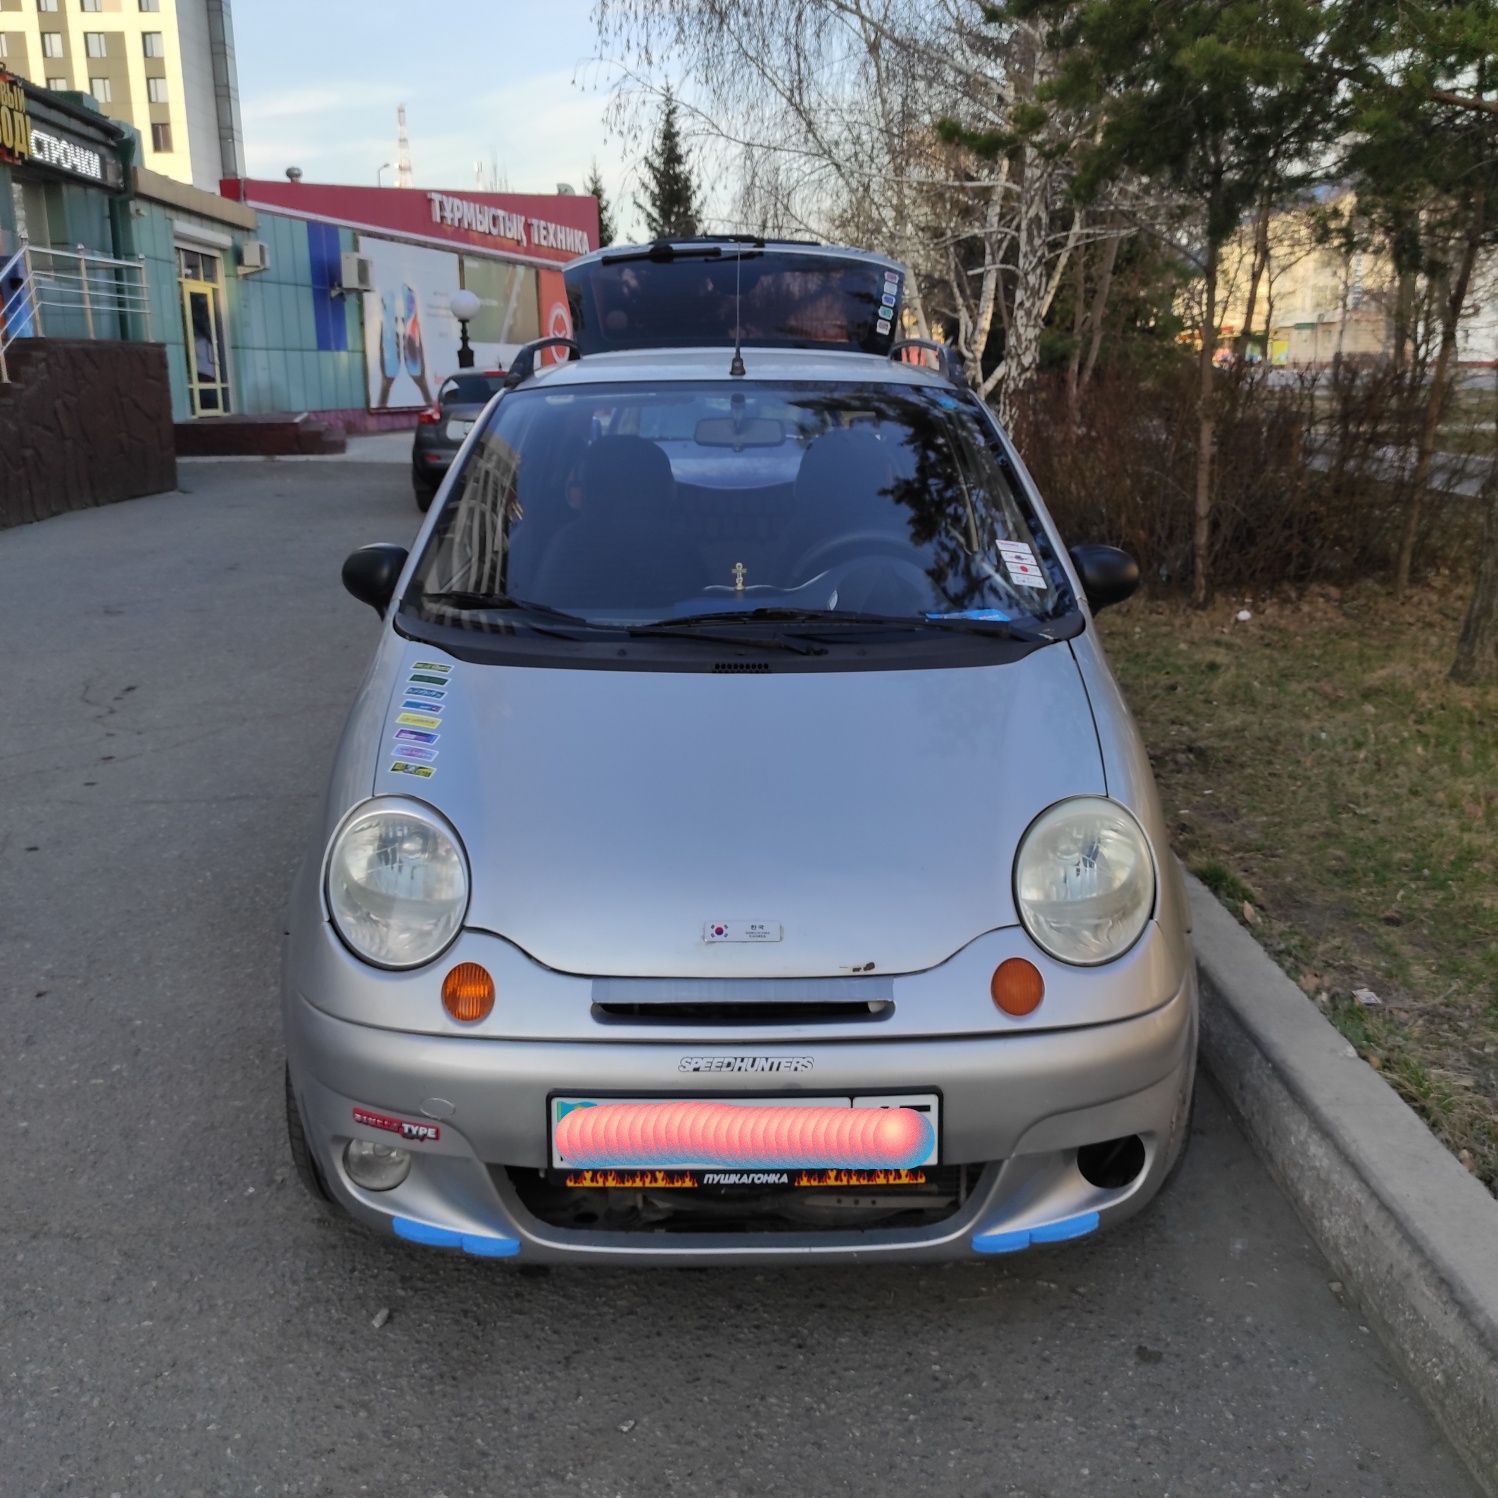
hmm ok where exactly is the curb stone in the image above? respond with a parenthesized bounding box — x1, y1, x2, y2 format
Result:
(1187, 872, 1498, 1497)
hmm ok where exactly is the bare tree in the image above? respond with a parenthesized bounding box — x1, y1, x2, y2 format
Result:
(594, 0, 1123, 422)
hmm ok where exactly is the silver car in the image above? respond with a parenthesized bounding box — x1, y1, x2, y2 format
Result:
(284, 243, 1197, 1265)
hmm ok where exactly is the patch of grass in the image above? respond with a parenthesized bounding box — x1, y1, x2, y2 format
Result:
(1098, 583, 1498, 1191)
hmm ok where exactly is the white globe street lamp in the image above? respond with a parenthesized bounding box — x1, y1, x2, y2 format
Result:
(450, 288, 481, 369)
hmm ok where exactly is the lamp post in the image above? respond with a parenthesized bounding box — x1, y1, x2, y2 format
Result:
(376, 162, 392, 188)
(450, 288, 481, 369)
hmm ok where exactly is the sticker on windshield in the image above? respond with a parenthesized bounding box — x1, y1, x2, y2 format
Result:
(997, 540, 1047, 590)
(396, 712, 442, 730)
(389, 760, 436, 780)
(411, 661, 453, 675)
(394, 727, 439, 746)
(408, 673, 449, 687)
(404, 686, 446, 701)
(402, 699, 445, 714)
(390, 744, 437, 763)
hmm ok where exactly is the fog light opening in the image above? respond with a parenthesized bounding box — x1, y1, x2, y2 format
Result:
(990, 957, 1044, 1017)
(344, 1139, 412, 1191)
(1076, 1135, 1147, 1191)
(443, 962, 495, 1023)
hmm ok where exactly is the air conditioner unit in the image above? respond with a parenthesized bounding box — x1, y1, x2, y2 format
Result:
(339, 252, 375, 294)
(237, 239, 270, 274)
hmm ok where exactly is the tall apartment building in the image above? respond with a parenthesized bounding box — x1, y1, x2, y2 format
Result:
(0, 0, 242, 190)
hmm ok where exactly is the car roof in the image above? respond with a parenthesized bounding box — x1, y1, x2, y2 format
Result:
(567, 237, 906, 276)
(527, 346, 957, 390)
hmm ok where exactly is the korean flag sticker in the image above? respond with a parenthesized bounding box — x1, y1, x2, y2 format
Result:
(997, 539, 1047, 590)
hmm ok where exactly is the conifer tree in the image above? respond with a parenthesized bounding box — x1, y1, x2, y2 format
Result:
(585, 161, 617, 247)
(635, 88, 701, 239)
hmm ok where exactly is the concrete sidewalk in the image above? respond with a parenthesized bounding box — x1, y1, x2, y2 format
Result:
(1192, 873, 1498, 1497)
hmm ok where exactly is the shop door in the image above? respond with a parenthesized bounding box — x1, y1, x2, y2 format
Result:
(177, 247, 231, 416)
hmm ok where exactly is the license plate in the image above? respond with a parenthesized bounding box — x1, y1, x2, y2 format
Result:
(445, 418, 474, 441)
(549, 1093, 939, 1171)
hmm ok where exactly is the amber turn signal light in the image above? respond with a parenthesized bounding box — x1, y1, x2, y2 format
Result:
(991, 957, 1044, 1017)
(442, 962, 495, 1022)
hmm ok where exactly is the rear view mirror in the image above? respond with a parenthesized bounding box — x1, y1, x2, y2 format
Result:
(1069, 544, 1140, 613)
(342, 544, 409, 616)
(694, 416, 785, 448)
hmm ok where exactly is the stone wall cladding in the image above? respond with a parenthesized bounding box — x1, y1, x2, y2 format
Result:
(0, 341, 177, 530)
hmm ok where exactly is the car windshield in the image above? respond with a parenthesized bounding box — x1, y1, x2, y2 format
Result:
(439, 373, 506, 405)
(405, 380, 1072, 632)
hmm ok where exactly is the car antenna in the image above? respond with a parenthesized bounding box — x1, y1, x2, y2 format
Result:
(729, 251, 746, 377)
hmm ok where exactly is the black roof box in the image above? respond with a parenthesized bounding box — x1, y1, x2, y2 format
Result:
(564, 239, 908, 358)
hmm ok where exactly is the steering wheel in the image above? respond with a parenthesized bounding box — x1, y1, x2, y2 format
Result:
(790, 530, 921, 583)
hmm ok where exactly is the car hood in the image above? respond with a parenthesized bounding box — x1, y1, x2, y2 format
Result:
(373, 643, 1105, 977)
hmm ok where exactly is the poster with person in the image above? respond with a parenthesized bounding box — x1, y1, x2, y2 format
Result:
(359, 237, 463, 411)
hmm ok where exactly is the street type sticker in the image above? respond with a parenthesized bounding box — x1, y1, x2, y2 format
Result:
(353, 1106, 440, 1143)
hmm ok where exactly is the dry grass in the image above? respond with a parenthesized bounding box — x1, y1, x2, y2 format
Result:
(1098, 583, 1498, 1191)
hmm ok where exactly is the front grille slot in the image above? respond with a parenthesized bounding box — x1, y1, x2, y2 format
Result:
(589, 975, 895, 1027)
(592, 999, 892, 1026)
(711, 660, 771, 673)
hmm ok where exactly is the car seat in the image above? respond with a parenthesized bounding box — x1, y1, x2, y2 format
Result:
(531, 435, 702, 610)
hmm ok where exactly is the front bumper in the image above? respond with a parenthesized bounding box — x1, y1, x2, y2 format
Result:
(286, 966, 1197, 1266)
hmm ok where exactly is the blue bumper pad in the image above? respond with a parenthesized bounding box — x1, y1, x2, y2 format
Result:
(973, 1210, 1100, 1255)
(393, 1216, 521, 1258)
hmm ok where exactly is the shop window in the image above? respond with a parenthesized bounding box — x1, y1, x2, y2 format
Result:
(42, 32, 63, 57)
(142, 31, 163, 58)
(151, 120, 172, 152)
(84, 32, 106, 57)
(147, 76, 168, 102)
(90, 76, 110, 101)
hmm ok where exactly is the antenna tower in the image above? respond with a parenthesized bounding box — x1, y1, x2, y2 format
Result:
(396, 104, 413, 189)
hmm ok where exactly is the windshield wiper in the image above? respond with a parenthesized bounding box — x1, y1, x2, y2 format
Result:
(625, 618, 826, 655)
(415, 590, 603, 639)
(652, 607, 1049, 644)
(418, 591, 594, 625)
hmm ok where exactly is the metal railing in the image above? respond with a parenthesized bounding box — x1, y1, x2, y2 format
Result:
(1, 241, 154, 384)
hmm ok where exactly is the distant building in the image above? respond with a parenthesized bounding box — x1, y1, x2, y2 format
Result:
(0, 0, 242, 191)
(1217, 192, 1496, 368)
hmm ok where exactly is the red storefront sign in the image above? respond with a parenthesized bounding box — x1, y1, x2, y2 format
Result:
(220, 178, 599, 267)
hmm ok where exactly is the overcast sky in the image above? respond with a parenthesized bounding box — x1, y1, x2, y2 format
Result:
(234, 0, 651, 236)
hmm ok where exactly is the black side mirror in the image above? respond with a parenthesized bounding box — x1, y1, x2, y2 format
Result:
(1069, 544, 1140, 613)
(342, 544, 409, 616)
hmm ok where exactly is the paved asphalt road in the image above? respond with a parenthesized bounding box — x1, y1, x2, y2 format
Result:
(0, 460, 1481, 1498)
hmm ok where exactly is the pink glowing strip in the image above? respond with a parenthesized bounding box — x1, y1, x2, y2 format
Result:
(554, 1101, 933, 1171)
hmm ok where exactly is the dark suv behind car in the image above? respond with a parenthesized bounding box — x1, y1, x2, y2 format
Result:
(411, 370, 507, 510)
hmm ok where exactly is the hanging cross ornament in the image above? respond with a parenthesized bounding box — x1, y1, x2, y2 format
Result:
(733, 562, 747, 592)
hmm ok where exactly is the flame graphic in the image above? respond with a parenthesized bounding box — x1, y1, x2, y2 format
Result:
(565, 1169, 698, 1189)
(793, 1168, 928, 1187)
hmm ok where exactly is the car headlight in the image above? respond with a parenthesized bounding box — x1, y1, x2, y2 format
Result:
(325, 799, 469, 969)
(1014, 797, 1155, 965)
